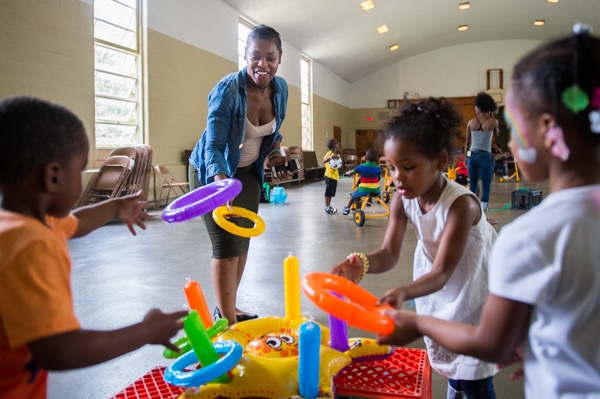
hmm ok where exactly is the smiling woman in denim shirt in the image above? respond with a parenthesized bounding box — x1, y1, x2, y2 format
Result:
(188, 25, 289, 325)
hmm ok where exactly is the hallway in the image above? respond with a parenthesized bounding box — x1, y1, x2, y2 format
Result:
(49, 176, 545, 398)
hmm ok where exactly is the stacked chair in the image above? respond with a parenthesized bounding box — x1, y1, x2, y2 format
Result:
(77, 145, 153, 207)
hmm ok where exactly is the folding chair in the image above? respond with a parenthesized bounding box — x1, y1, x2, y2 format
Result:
(154, 164, 188, 208)
(344, 154, 358, 172)
(77, 155, 134, 207)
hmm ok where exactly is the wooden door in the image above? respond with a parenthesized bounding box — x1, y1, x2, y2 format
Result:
(449, 96, 476, 151)
(333, 126, 342, 147)
(355, 129, 381, 160)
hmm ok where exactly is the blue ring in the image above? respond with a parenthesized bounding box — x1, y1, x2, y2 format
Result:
(164, 340, 243, 388)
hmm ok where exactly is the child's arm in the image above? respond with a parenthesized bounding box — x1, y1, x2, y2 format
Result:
(323, 152, 339, 163)
(72, 191, 148, 237)
(27, 308, 188, 370)
(332, 193, 408, 281)
(344, 168, 356, 176)
(378, 194, 480, 307)
(377, 294, 532, 364)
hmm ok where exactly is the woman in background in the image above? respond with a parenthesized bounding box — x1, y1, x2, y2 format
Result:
(465, 92, 499, 224)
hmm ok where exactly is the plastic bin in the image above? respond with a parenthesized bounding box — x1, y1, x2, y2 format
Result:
(334, 347, 432, 399)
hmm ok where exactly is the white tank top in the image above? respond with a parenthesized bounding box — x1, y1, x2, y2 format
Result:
(238, 117, 276, 167)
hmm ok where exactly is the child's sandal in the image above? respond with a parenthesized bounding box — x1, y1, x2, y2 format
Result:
(486, 217, 498, 225)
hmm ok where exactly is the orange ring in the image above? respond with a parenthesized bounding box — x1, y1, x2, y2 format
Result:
(212, 206, 266, 238)
(301, 272, 394, 335)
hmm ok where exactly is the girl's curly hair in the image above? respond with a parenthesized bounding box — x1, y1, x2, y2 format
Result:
(381, 97, 463, 159)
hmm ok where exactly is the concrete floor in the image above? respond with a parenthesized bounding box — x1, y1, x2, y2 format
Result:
(48, 175, 548, 398)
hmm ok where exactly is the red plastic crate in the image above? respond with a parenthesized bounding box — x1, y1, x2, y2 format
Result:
(334, 347, 432, 399)
(111, 366, 184, 399)
(112, 348, 430, 399)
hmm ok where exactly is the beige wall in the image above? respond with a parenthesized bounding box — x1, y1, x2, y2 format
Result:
(312, 95, 353, 161)
(0, 0, 95, 159)
(146, 29, 237, 180)
(281, 84, 302, 148)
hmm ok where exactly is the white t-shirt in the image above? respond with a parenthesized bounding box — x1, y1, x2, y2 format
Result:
(490, 184, 600, 399)
(404, 179, 499, 380)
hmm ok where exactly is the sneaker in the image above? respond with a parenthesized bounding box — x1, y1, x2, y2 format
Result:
(342, 207, 350, 215)
(213, 306, 222, 321)
(502, 175, 510, 180)
(325, 206, 337, 214)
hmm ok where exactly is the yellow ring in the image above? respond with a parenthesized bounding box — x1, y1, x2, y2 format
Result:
(212, 206, 266, 238)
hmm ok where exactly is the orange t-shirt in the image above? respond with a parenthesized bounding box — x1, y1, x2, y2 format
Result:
(0, 211, 80, 399)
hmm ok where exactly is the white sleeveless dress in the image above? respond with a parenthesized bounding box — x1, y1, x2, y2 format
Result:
(403, 179, 499, 380)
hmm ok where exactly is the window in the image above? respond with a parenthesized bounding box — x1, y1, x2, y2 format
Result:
(301, 56, 313, 150)
(238, 20, 253, 70)
(94, 0, 142, 149)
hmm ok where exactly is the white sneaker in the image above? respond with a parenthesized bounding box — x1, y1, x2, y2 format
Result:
(503, 175, 510, 179)
(325, 206, 337, 214)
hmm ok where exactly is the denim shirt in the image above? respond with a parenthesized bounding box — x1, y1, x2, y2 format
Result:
(189, 67, 288, 185)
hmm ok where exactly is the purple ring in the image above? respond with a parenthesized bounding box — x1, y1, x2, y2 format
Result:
(162, 178, 242, 223)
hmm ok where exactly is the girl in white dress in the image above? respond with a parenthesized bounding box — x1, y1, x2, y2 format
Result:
(332, 97, 498, 398)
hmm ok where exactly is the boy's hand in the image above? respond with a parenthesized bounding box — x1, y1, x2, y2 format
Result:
(331, 254, 364, 283)
(143, 309, 188, 352)
(117, 190, 149, 235)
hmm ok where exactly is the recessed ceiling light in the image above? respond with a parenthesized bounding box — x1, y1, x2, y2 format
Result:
(547, 0, 559, 3)
(377, 25, 389, 34)
(458, 2, 470, 10)
(389, 44, 399, 51)
(534, 19, 545, 26)
(458, 25, 469, 31)
(361, 1, 375, 11)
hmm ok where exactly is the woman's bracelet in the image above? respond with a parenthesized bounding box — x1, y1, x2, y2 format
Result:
(347, 252, 370, 283)
(268, 149, 282, 159)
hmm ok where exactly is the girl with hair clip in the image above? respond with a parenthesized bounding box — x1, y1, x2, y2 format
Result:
(332, 97, 499, 398)
(376, 24, 600, 399)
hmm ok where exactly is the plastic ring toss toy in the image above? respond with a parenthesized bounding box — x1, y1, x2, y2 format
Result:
(164, 340, 243, 388)
(301, 272, 394, 335)
(162, 179, 242, 223)
(212, 206, 266, 238)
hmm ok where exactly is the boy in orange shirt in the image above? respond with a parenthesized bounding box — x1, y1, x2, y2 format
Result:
(0, 96, 187, 398)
